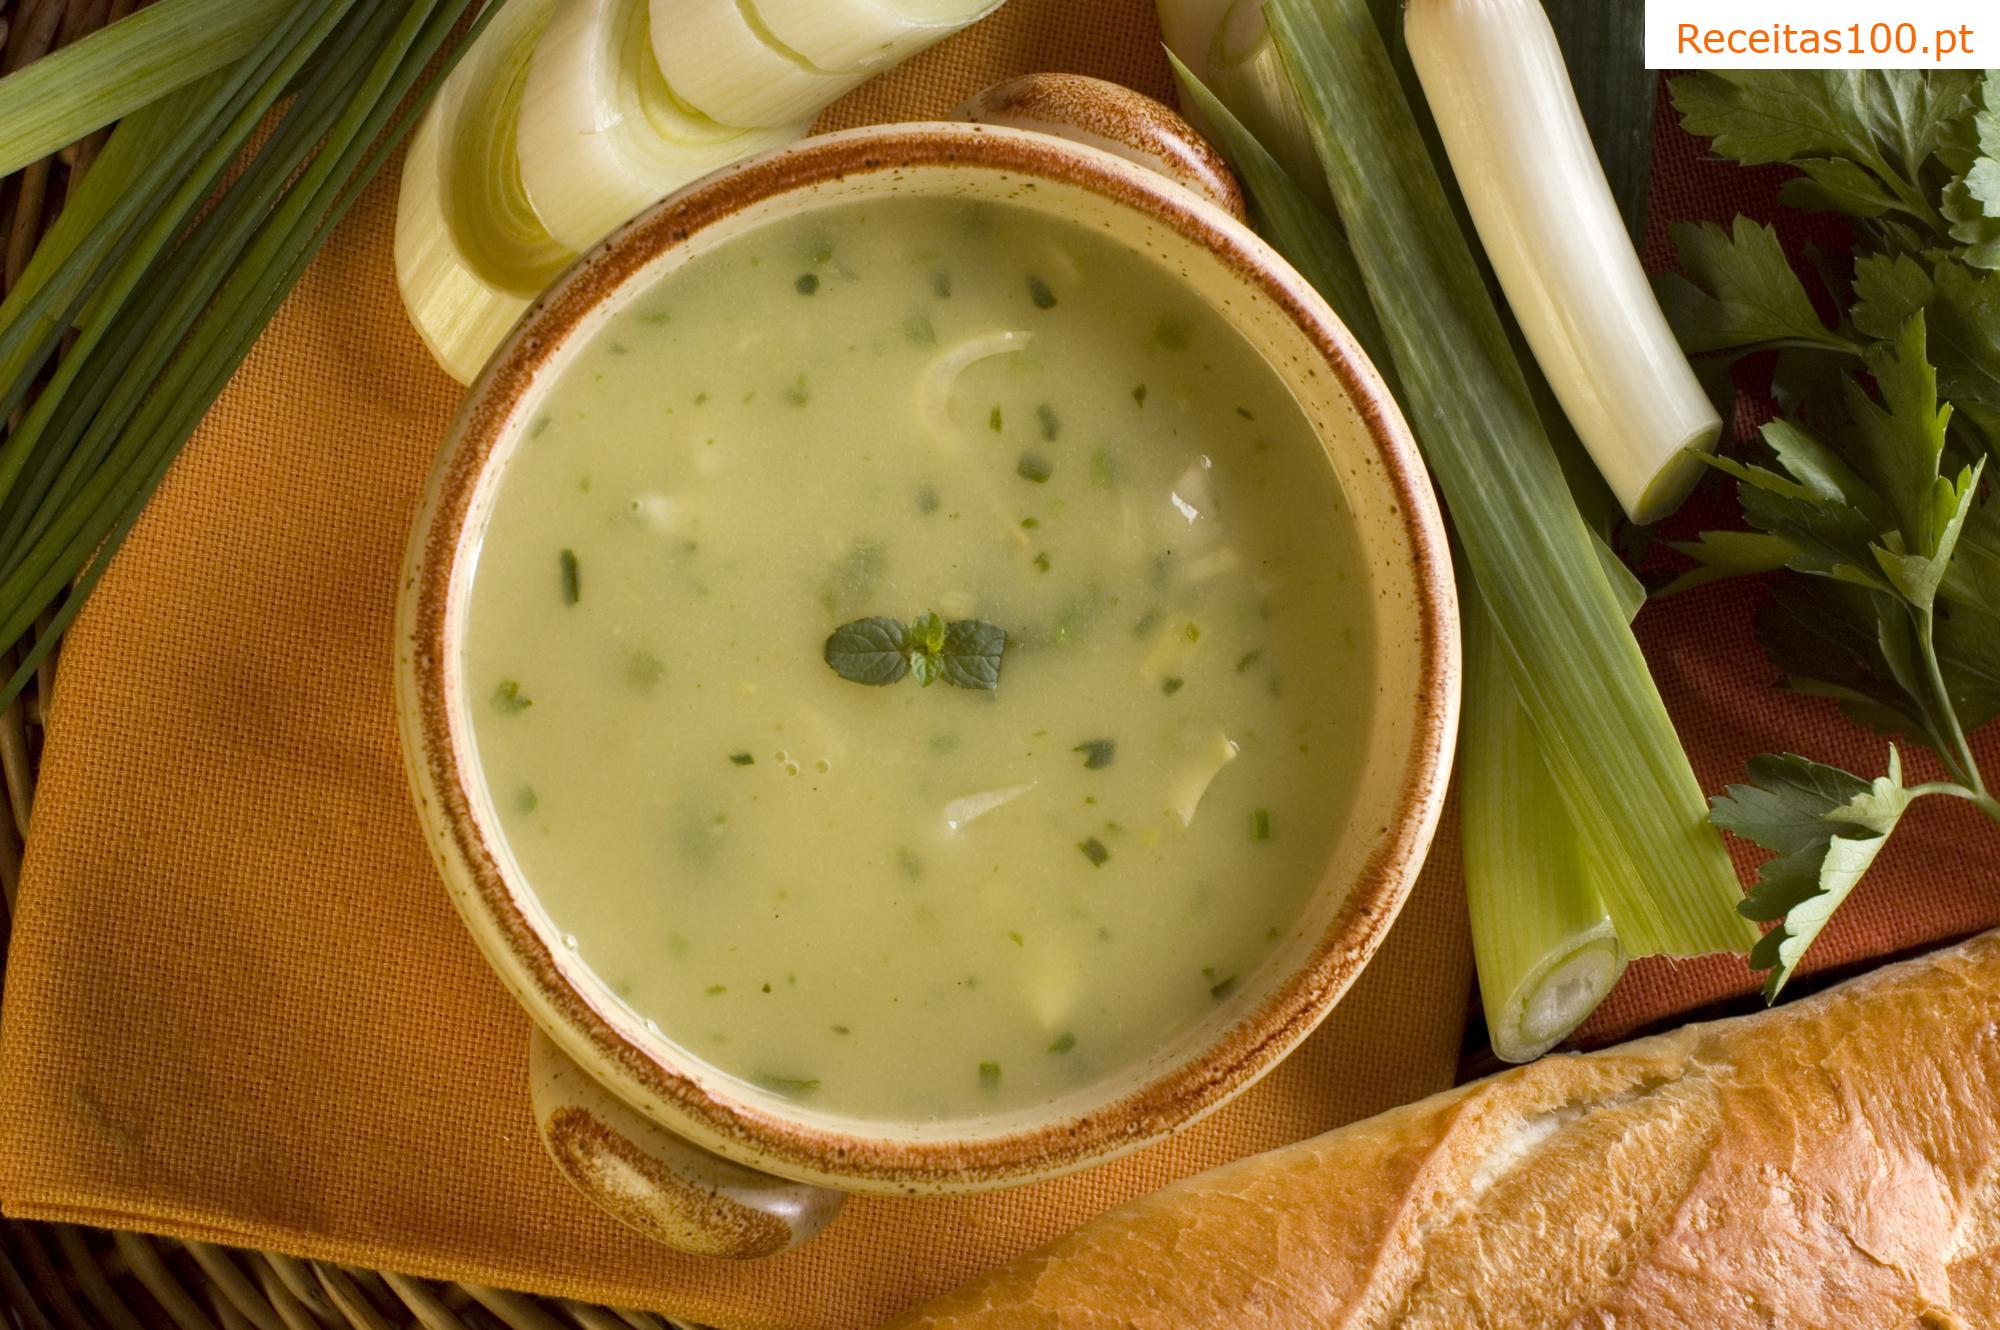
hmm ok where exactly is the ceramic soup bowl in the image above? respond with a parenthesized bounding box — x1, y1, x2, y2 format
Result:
(395, 76, 1459, 1259)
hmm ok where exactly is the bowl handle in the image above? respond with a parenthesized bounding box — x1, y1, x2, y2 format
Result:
(955, 73, 1248, 223)
(528, 1027, 844, 1258)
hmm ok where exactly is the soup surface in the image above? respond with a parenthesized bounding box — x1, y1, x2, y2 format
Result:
(462, 196, 1373, 1123)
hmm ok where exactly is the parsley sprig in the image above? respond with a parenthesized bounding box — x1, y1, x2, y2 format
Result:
(1660, 69, 2000, 996)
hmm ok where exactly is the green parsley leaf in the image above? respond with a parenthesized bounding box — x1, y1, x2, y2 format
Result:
(1713, 748, 1917, 997)
(1853, 257, 2000, 435)
(559, 549, 580, 606)
(1943, 494, 2000, 618)
(491, 680, 531, 714)
(1942, 71, 2000, 267)
(1938, 606, 2000, 733)
(754, 1073, 821, 1097)
(1845, 314, 1952, 555)
(1073, 739, 1115, 769)
(1017, 453, 1052, 483)
(1653, 218, 1854, 355)
(824, 617, 911, 686)
(978, 1060, 1002, 1088)
(1783, 156, 1900, 219)
(1026, 275, 1057, 309)
(1659, 530, 1797, 598)
(1078, 836, 1109, 866)
(1047, 1031, 1076, 1054)
(1757, 580, 1939, 744)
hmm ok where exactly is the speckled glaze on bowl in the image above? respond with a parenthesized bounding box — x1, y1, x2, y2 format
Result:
(395, 84, 1458, 1253)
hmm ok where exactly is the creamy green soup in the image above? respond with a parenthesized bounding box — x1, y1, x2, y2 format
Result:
(462, 196, 1372, 1123)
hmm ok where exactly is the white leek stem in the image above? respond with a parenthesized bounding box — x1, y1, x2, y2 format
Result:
(648, 0, 860, 129)
(1406, 0, 1719, 524)
(755, 0, 1006, 73)
(395, 0, 573, 383)
(519, 0, 809, 253)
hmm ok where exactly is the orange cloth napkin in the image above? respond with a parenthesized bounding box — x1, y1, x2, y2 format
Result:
(0, 5, 1477, 1329)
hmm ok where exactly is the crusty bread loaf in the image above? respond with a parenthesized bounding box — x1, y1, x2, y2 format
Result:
(890, 931, 2000, 1329)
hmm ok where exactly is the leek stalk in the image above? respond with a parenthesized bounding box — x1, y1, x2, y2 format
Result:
(1404, 0, 1719, 523)
(1179, 52, 1635, 1053)
(1265, 0, 1752, 957)
(1462, 593, 1626, 1062)
(0, 0, 292, 176)
(1461, 545, 1645, 1062)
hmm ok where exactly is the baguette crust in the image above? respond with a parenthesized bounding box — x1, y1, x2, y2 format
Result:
(891, 932, 2000, 1330)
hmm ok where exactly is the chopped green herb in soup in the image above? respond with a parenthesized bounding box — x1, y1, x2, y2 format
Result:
(462, 197, 1373, 1122)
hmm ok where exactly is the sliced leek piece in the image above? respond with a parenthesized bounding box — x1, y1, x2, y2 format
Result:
(648, 0, 858, 130)
(944, 783, 1036, 831)
(520, 0, 809, 253)
(396, 0, 573, 384)
(1138, 614, 1204, 687)
(1405, 0, 1719, 523)
(1166, 728, 1239, 827)
(755, 0, 1004, 73)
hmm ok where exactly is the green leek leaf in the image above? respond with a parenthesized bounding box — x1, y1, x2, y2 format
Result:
(0, 0, 293, 176)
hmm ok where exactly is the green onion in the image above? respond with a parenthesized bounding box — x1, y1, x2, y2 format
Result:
(0, 0, 497, 705)
(1264, 0, 1752, 957)
(0, 0, 293, 176)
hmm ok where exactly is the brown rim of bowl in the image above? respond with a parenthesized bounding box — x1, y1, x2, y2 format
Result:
(411, 122, 1459, 1192)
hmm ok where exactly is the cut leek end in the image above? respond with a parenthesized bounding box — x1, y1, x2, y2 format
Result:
(1627, 419, 1723, 527)
(395, 0, 574, 382)
(650, 0, 861, 129)
(1484, 923, 1626, 1064)
(756, 0, 1006, 73)
(525, 0, 812, 254)
(395, 115, 537, 384)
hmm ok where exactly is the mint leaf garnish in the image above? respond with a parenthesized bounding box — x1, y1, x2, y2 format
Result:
(823, 613, 1007, 691)
(823, 617, 910, 686)
(939, 619, 1005, 690)
(908, 611, 947, 687)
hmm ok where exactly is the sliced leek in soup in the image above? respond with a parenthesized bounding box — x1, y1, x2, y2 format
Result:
(461, 196, 1375, 1123)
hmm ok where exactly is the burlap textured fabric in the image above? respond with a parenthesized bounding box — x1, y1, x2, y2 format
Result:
(0, 3, 1991, 1327)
